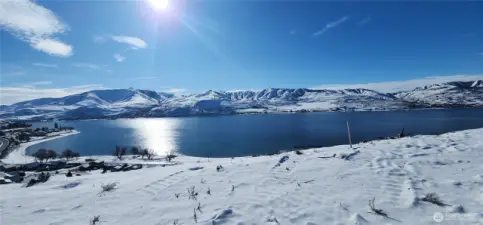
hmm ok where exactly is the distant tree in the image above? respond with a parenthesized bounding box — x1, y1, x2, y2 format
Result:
(131, 146, 140, 156)
(54, 122, 59, 129)
(18, 133, 30, 142)
(139, 148, 147, 159)
(32, 149, 50, 163)
(113, 146, 127, 160)
(61, 149, 80, 161)
(143, 149, 156, 160)
(166, 150, 177, 162)
(47, 149, 57, 161)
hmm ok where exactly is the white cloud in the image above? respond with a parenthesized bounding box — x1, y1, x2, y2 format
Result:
(30, 38, 73, 56)
(313, 74, 483, 93)
(113, 53, 126, 62)
(313, 15, 350, 36)
(32, 62, 58, 68)
(0, 0, 73, 57)
(111, 36, 147, 49)
(0, 84, 106, 105)
(162, 88, 186, 94)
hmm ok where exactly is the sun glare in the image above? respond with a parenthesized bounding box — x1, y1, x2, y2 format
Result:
(148, 0, 169, 11)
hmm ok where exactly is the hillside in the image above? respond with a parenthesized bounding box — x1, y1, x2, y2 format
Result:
(0, 80, 482, 120)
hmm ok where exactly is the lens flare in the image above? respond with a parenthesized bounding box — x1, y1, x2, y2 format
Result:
(148, 0, 169, 11)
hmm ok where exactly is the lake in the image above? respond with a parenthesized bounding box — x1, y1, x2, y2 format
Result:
(27, 108, 483, 158)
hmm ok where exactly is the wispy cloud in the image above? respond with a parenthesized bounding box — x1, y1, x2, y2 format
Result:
(72, 62, 101, 70)
(0, 84, 106, 105)
(313, 15, 350, 36)
(357, 17, 372, 25)
(0, 0, 73, 57)
(125, 76, 159, 81)
(111, 36, 147, 49)
(32, 62, 58, 68)
(162, 88, 187, 94)
(113, 53, 126, 62)
(313, 74, 483, 93)
(30, 81, 52, 85)
(289, 30, 297, 35)
(93, 35, 105, 43)
(3, 71, 25, 76)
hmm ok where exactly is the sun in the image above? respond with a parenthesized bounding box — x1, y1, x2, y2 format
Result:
(147, 0, 169, 11)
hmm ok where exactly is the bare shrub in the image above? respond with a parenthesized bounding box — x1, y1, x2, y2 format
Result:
(166, 150, 177, 162)
(113, 146, 127, 160)
(143, 149, 156, 160)
(193, 208, 198, 223)
(207, 187, 211, 195)
(187, 186, 198, 200)
(99, 182, 117, 195)
(368, 197, 388, 217)
(175, 193, 180, 198)
(295, 150, 303, 155)
(90, 215, 100, 225)
(196, 202, 202, 213)
(421, 193, 449, 207)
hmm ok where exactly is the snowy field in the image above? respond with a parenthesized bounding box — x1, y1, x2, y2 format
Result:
(1, 128, 483, 225)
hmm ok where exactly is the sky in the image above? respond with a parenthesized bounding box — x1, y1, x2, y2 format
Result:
(1, 0, 483, 104)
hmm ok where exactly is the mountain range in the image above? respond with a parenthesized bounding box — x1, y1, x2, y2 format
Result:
(1, 80, 482, 120)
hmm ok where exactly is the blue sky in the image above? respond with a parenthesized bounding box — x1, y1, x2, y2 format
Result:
(1, 0, 482, 104)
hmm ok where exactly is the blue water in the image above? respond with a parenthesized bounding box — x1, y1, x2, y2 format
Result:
(27, 108, 483, 158)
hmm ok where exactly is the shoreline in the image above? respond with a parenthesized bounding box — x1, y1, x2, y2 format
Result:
(1, 130, 80, 164)
(5, 106, 483, 123)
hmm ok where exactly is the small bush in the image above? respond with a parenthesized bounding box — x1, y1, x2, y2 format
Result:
(90, 215, 100, 225)
(99, 182, 118, 195)
(295, 150, 303, 155)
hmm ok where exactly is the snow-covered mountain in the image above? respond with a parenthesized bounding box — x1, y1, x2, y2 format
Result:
(1, 80, 482, 120)
(394, 80, 483, 107)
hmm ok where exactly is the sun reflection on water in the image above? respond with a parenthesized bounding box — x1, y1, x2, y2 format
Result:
(120, 118, 179, 156)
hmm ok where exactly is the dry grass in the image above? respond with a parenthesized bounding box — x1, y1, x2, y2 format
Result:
(421, 193, 449, 207)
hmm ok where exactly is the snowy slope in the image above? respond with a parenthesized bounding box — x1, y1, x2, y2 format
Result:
(2, 128, 483, 225)
(395, 80, 483, 106)
(0, 89, 173, 119)
(1, 80, 482, 120)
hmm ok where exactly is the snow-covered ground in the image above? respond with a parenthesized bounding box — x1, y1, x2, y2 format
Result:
(2, 128, 483, 225)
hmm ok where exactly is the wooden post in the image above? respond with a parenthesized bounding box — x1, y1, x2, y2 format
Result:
(347, 121, 352, 148)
